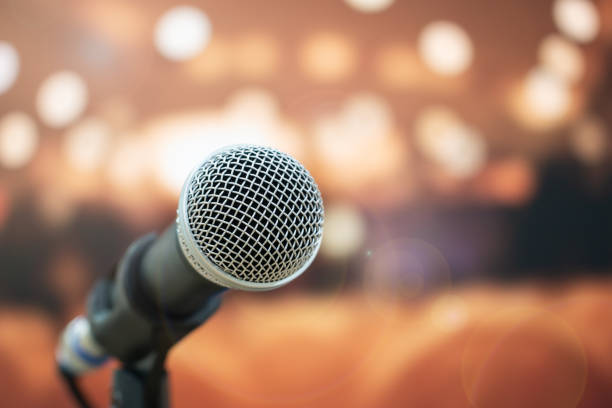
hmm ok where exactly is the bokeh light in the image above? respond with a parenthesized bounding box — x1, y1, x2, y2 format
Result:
(63, 118, 112, 171)
(512, 67, 572, 130)
(0, 112, 38, 169)
(538, 34, 585, 83)
(570, 116, 608, 165)
(418, 21, 473, 76)
(149, 88, 294, 194)
(414, 106, 486, 178)
(36, 71, 88, 128)
(344, 0, 394, 13)
(0, 42, 19, 95)
(553, 0, 600, 43)
(321, 203, 367, 260)
(313, 92, 406, 192)
(299, 32, 357, 82)
(154, 6, 212, 61)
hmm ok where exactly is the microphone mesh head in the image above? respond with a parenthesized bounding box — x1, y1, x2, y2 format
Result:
(179, 145, 324, 290)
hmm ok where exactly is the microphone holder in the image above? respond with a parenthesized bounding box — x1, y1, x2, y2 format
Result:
(84, 234, 224, 408)
(111, 365, 169, 408)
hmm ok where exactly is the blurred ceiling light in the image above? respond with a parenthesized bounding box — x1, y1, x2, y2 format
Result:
(520, 68, 571, 127)
(321, 203, 367, 260)
(415, 106, 487, 178)
(0, 42, 19, 95)
(313, 93, 406, 191)
(36, 71, 88, 128)
(299, 32, 357, 82)
(154, 6, 212, 61)
(538, 34, 585, 83)
(570, 116, 607, 165)
(375, 44, 421, 88)
(0, 112, 38, 169)
(418, 21, 473, 76)
(233, 33, 280, 80)
(64, 118, 112, 171)
(186, 38, 230, 82)
(553, 0, 600, 43)
(344, 0, 394, 13)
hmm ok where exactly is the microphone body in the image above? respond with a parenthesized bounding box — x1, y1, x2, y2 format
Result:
(57, 145, 324, 376)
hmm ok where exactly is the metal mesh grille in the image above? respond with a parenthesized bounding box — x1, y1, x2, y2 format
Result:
(185, 145, 324, 284)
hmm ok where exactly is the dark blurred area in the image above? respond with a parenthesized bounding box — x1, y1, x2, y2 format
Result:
(0, 0, 612, 406)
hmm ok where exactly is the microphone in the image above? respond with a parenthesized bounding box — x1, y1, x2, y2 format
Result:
(56, 145, 324, 378)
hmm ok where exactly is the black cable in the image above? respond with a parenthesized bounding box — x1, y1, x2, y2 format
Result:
(58, 365, 94, 408)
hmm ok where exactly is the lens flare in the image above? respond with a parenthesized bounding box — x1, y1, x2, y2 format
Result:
(538, 34, 585, 83)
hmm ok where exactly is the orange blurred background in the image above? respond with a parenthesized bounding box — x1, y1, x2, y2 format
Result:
(1, 0, 612, 406)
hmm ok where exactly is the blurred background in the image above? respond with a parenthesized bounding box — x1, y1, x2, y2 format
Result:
(1, 0, 612, 406)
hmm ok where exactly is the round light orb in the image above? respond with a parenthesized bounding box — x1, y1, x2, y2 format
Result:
(0, 112, 38, 169)
(154, 6, 212, 61)
(64, 118, 112, 171)
(321, 203, 367, 260)
(0, 42, 19, 95)
(538, 34, 584, 83)
(344, 0, 394, 13)
(36, 71, 88, 128)
(553, 0, 599, 43)
(523, 68, 571, 122)
(418, 21, 474, 76)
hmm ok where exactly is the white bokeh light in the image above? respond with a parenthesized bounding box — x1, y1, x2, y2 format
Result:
(64, 118, 112, 171)
(0, 42, 19, 95)
(155, 6, 212, 61)
(523, 68, 571, 122)
(344, 0, 394, 13)
(418, 21, 474, 76)
(0, 112, 38, 169)
(415, 106, 487, 178)
(148, 88, 296, 194)
(36, 71, 88, 128)
(538, 34, 584, 83)
(321, 203, 367, 260)
(553, 0, 599, 43)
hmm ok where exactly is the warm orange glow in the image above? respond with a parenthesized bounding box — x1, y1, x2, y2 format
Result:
(185, 37, 232, 83)
(233, 33, 281, 80)
(299, 32, 357, 82)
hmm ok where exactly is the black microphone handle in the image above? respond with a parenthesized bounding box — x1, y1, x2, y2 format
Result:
(87, 222, 225, 365)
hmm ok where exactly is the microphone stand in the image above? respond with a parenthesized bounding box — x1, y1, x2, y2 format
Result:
(84, 234, 224, 408)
